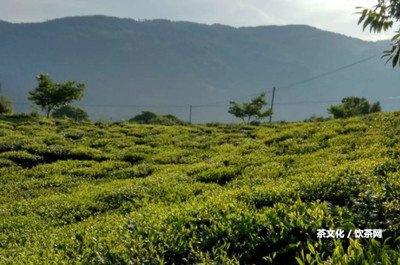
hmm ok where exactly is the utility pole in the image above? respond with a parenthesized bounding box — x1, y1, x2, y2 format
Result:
(189, 105, 193, 124)
(269, 87, 276, 123)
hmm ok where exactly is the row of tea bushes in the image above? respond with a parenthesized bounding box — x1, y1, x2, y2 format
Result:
(2, 113, 400, 263)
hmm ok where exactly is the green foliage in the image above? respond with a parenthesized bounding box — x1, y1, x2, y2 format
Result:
(0, 95, 13, 114)
(1, 113, 400, 263)
(296, 238, 400, 264)
(328, 97, 381, 118)
(357, 0, 400, 67)
(0, 150, 43, 167)
(129, 111, 186, 125)
(28, 74, 85, 117)
(304, 115, 329, 122)
(228, 93, 272, 124)
(194, 166, 241, 185)
(52, 105, 90, 122)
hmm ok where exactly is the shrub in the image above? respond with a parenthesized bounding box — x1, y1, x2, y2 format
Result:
(0, 158, 16, 167)
(194, 166, 241, 185)
(120, 152, 147, 164)
(304, 115, 329, 122)
(63, 128, 85, 140)
(0, 136, 30, 152)
(52, 105, 90, 122)
(129, 111, 186, 125)
(111, 164, 154, 179)
(25, 144, 72, 162)
(70, 146, 106, 161)
(2, 111, 400, 264)
(328, 97, 381, 118)
(0, 95, 13, 114)
(0, 150, 43, 167)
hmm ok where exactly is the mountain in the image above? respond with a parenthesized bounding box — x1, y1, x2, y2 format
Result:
(0, 15, 398, 122)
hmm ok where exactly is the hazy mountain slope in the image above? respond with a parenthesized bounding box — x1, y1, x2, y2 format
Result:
(0, 15, 398, 122)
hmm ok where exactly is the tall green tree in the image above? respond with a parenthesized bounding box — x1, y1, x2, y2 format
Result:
(228, 93, 272, 124)
(357, 0, 400, 66)
(29, 74, 85, 117)
(328, 96, 381, 118)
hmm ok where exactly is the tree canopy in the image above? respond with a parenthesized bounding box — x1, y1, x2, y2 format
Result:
(0, 82, 13, 114)
(228, 93, 272, 124)
(0, 96, 13, 114)
(328, 96, 381, 118)
(52, 105, 90, 122)
(28, 74, 85, 117)
(357, 0, 400, 66)
(129, 111, 186, 125)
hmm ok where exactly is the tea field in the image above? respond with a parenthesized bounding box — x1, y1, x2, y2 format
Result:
(1, 113, 400, 264)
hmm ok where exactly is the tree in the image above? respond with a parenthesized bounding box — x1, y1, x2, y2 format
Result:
(370, 101, 382, 113)
(129, 111, 186, 125)
(328, 97, 381, 118)
(130, 111, 158, 124)
(28, 74, 85, 117)
(0, 96, 13, 114)
(0, 82, 13, 114)
(357, 0, 400, 66)
(228, 93, 272, 124)
(52, 105, 90, 122)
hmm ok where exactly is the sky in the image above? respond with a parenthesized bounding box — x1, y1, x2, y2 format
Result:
(0, 0, 393, 40)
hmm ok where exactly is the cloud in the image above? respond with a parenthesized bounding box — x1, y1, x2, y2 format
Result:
(0, 0, 393, 40)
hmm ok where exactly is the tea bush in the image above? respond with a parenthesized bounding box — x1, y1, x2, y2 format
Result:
(1, 113, 400, 264)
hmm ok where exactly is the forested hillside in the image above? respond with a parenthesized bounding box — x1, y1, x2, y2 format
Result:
(0, 16, 399, 122)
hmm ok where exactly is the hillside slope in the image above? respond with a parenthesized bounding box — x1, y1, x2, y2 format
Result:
(1, 113, 400, 263)
(0, 16, 399, 122)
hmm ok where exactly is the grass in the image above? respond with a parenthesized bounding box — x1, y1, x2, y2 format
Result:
(1, 113, 400, 264)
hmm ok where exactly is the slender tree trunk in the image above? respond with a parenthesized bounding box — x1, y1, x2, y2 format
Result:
(46, 107, 53, 118)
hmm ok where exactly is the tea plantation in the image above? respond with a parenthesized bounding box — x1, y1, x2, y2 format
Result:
(1, 113, 400, 264)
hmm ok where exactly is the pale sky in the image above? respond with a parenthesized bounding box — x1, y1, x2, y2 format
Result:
(0, 0, 393, 40)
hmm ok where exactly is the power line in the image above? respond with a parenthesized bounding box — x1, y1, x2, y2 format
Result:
(275, 100, 340, 106)
(192, 87, 275, 107)
(8, 52, 389, 124)
(11, 95, 400, 109)
(12, 101, 190, 108)
(190, 53, 381, 107)
(280, 53, 380, 91)
(79, 104, 189, 108)
(10, 53, 382, 110)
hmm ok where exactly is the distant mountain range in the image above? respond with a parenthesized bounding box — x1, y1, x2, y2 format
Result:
(0, 15, 399, 122)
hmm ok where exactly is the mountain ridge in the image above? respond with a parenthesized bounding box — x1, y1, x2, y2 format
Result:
(0, 15, 398, 122)
(2, 15, 387, 43)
